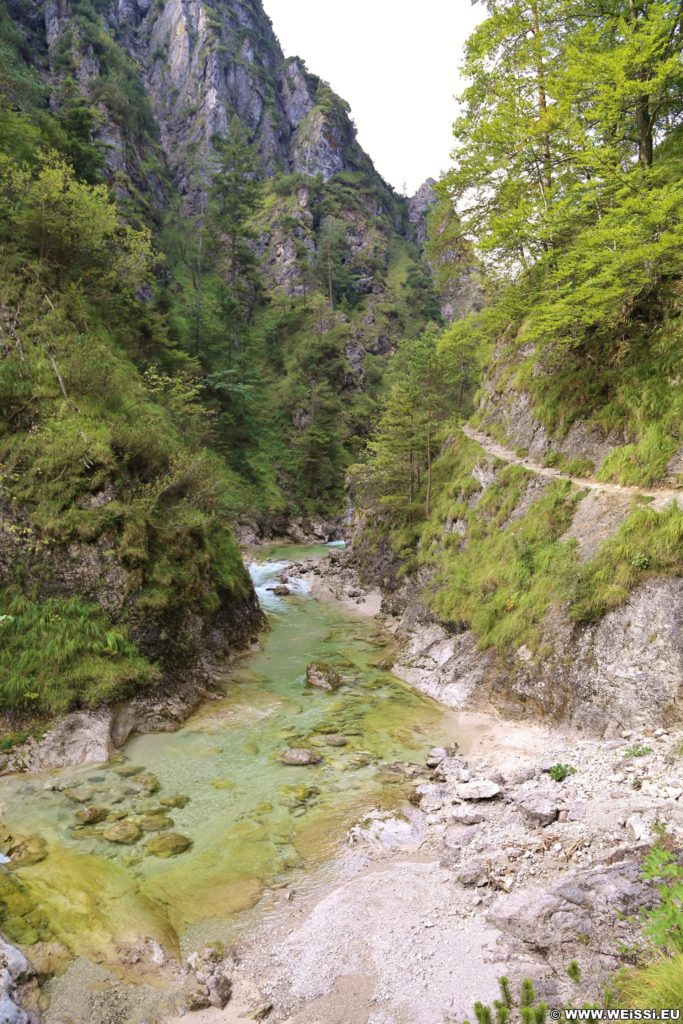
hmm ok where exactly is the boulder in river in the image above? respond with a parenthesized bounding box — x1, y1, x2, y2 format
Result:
(74, 806, 108, 825)
(145, 832, 193, 858)
(132, 772, 160, 795)
(137, 814, 174, 832)
(323, 734, 348, 747)
(305, 661, 341, 691)
(160, 794, 191, 809)
(114, 764, 145, 778)
(63, 786, 96, 804)
(0, 934, 35, 1024)
(279, 748, 322, 766)
(268, 585, 291, 596)
(103, 821, 141, 845)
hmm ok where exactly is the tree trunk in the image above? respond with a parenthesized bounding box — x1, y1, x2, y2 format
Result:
(636, 93, 654, 166)
(425, 423, 432, 519)
(327, 253, 334, 310)
(530, 0, 552, 194)
(195, 194, 205, 355)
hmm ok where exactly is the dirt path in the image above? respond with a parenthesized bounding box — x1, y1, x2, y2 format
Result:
(462, 425, 682, 511)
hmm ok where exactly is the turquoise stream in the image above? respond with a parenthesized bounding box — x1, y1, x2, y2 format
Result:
(0, 545, 457, 975)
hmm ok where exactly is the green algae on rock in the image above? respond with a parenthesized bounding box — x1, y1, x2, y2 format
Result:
(144, 833, 193, 858)
(102, 822, 142, 845)
(279, 748, 323, 766)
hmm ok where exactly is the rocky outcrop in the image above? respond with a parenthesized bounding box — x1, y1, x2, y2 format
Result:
(347, 447, 683, 738)
(408, 178, 436, 245)
(0, 935, 38, 1024)
(477, 372, 629, 468)
(386, 565, 683, 736)
(29, 0, 388, 209)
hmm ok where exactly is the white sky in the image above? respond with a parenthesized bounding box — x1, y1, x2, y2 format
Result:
(262, 0, 483, 195)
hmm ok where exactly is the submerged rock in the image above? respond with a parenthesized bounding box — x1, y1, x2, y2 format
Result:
(137, 814, 174, 833)
(63, 786, 96, 804)
(280, 748, 322, 766)
(102, 821, 141, 845)
(114, 764, 145, 778)
(6, 834, 47, 868)
(305, 661, 342, 691)
(74, 806, 108, 825)
(160, 794, 191, 809)
(323, 734, 348, 747)
(132, 772, 160, 795)
(145, 833, 192, 858)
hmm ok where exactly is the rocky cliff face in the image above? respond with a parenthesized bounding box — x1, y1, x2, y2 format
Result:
(31, 0, 384, 206)
(353, 493, 683, 738)
(408, 177, 482, 322)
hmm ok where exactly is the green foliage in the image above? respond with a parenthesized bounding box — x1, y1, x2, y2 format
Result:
(570, 505, 683, 622)
(625, 744, 655, 758)
(422, 0, 683, 489)
(640, 844, 683, 953)
(467, 977, 548, 1024)
(446, 0, 683, 270)
(354, 327, 481, 526)
(0, 589, 158, 715)
(0, 153, 154, 293)
(427, 469, 580, 653)
(549, 763, 576, 782)
(566, 960, 582, 984)
(617, 953, 683, 1010)
(543, 451, 595, 478)
(209, 116, 263, 339)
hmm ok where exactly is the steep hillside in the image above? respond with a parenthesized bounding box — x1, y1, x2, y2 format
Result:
(0, 0, 438, 739)
(352, 0, 683, 738)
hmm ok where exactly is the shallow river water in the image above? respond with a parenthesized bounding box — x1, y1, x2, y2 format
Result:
(0, 545, 458, 983)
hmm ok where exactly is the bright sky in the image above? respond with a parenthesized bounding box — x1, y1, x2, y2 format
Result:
(262, 0, 483, 195)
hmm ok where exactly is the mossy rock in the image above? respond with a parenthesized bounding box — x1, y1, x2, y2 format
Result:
(136, 814, 174, 833)
(74, 806, 108, 825)
(305, 661, 342, 691)
(63, 786, 96, 803)
(132, 772, 160, 794)
(8, 833, 48, 867)
(102, 821, 141, 845)
(323, 734, 348, 747)
(160, 794, 190, 808)
(144, 833, 192, 858)
(114, 764, 145, 778)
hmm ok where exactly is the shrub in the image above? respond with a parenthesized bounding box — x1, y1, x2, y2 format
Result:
(625, 744, 654, 758)
(0, 589, 158, 715)
(617, 953, 683, 1010)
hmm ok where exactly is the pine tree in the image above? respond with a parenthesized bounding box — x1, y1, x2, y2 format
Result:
(209, 116, 262, 346)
